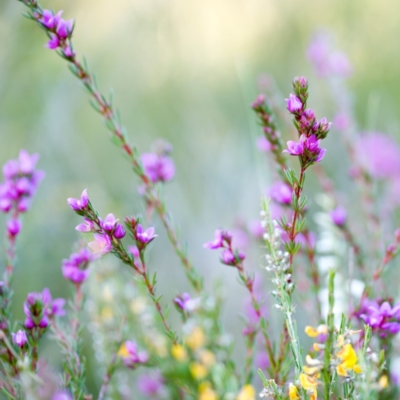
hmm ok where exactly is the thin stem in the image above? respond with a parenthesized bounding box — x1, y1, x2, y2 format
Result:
(17, 0, 203, 294)
(97, 354, 118, 400)
(288, 167, 306, 268)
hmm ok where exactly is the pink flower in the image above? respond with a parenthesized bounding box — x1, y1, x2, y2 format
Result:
(269, 182, 292, 205)
(283, 140, 304, 156)
(135, 224, 157, 244)
(88, 233, 112, 255)
(47, 34, 60, 50)
(330, 206, 346, 226)
(67, 189, 89, 211)
(12, 330, 28, 347)
(285, 94, 302, 114)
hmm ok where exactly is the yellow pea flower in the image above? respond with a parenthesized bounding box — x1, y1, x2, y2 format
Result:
(171, 344, 187, 361)
(185, 326, 206, 350)
(289, 383, 300, 400)
(236, 384, 255, 400)
(190, 362, 208, 380)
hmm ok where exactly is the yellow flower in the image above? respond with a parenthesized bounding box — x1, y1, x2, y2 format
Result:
(185, 326, 206, 350)
(199, 350, 216, 367)
(378, 375, 389, 389)
(336, 344, 360, 376)
(171, 344, 187, 361)
(198, 382, 218, 400)
(236, 384, 255, 400)
(190, 362, 208, 380)
(305, 325, 328, 338)
(117, 342, 129, 358)
(300, 373, 318, 391)
(289, 383, 300, 400)
(303, 365, 321, 375)
(305, 326, 318, 337)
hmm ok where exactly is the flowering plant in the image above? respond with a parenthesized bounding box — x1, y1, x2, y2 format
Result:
(1, 2, 400, 400)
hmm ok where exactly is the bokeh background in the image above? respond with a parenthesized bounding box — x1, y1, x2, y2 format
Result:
(1, 0, 400, 394)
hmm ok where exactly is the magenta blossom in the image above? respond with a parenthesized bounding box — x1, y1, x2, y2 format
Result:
(135, 224, 157, 244)
(101, 213, 118, 231)
(67, 189, 89, 212)
(7, 219, 22, 237)
(269, 182, 292, 205)
(283, 140, 304, 156)
(141, 153, 175, 183)
(285, 94, 303, 114)
(330, 206, 346, 226)
(358, 299, 400, 337)
(256, 136, 271, 152)
(137, 372, 165, 397)
(203, 229, 232, 249)
(11, 330, 28, 348)
(62, 248, 95, 284)
(88, 233, 112, 255)
(39, 10, 63, 30)
(75, 218, 94, 232)
(220, 248, 244, 266)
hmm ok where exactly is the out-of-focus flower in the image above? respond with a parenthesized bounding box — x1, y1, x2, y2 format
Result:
(7, 219, 22, 237)
(236, 384, 255, 400)
(62, 248, 95, 283)
(75, 218, 94, 232)
(336, 344, 362, 376)
(11, 330, 28, 347)
(137, 372, 165, 397)
(269, 182, 292, 205)
(51, 390, 73, 400)
(141, 153, 175, 183)
(330, 206, 347, 226)
(24, 289, 65, 329)
(174, 293, 200, 312)
(118, 341, 148, 368)
(256, 136, 271, 152)
(358, 300, 400, 337)
(0, 150, 44, 215)
(88, 233, 112, 255)
(355, 132, 400, 179)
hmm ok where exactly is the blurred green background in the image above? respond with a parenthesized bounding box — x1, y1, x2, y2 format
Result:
(1, 0, 400, 393)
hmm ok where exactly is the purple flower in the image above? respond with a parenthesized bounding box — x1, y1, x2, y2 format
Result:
(283, 140, 304, 156)
(113, 223, 126, 239)
(39, 10, 63, 30)
(67, 189, 89, 211)
(101, 213, 118, 231)
(174, 293, 200, 312)
(269, 182, 292, 205)
(118, 341, 148, 368)
(47, 34, 60, 50)
(247, 220, 264, 239)
(11, 330, 28, 347)
(329, 51, 352, 77)
(63, 46, 75, 58)
(251, 94, 266, 109)
(141, 153, 175, 183)
(285, 94, 302, 114)
(88, 233, 112, 255)
(51, 390, 72, 400)
(135, 224, 157, 244)
(7, 219, 21, 237)
(203, 229, 224, 249)
(137, 372, 164, 397)
(75, 218, 94, 232)
(220, 249, 245, 266)
(358, 299, 400, 337)
(330, 206, 346, 226)
(256, 136, 271, 152)
(62, 248, 95, 284)
(355, 132, 400, 179)
(56, 19, 73, 39)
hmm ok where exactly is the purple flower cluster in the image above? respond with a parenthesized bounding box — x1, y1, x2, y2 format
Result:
(62, 248, 95, 284)
(36, 9, 75, 57)
(354, 132, 400, 180)
(284, 77, 330, 165)
(204, 229, 245, 267)
(119, 341, 148, 368)
(0, 150, 44, 234)
(307, 31, 352, 78)
(358, 299, 400, 337)
(141, 153, 175, 184)
(24, 289, 65, 329)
